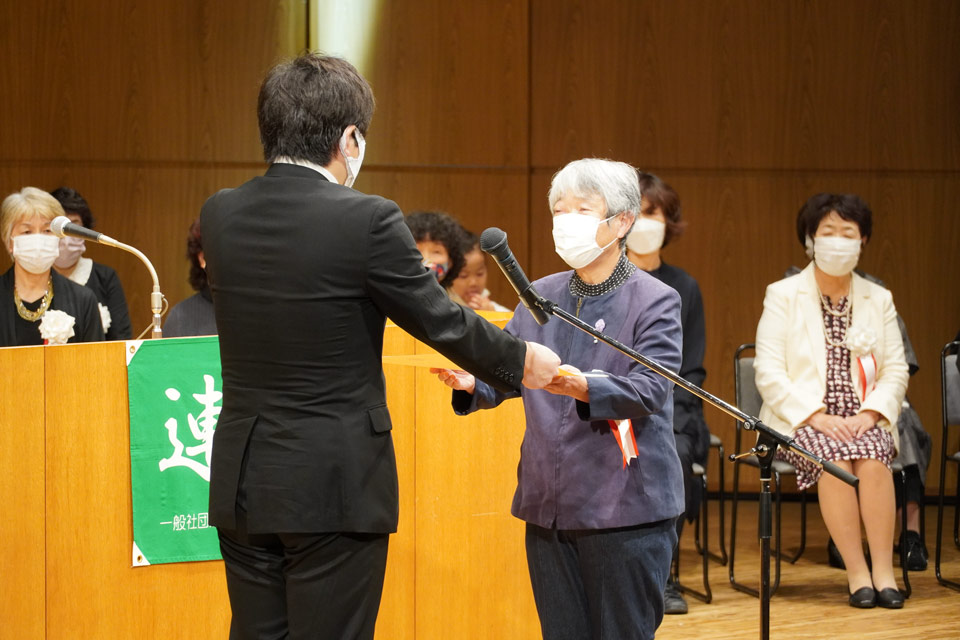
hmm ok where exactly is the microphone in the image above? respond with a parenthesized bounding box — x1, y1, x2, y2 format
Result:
(480, 227, 549, 325)
(50, 216, 166, 338)
(51, 216, 120, 248)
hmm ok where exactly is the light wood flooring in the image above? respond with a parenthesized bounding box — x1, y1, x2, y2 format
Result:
(659, 501, 960, 640)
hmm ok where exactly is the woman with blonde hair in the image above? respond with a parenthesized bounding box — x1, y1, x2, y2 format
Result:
(0, 187, 103, 346)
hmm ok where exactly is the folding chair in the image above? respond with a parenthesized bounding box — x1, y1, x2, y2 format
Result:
(673, 431, 727, 604)
(728, 343, 807, 598)
(936, 340, 960, 591)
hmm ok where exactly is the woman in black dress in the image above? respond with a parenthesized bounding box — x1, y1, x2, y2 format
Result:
(1, 187, 104, 347)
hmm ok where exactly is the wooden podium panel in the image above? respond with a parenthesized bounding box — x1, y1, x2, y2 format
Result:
(43, 341, 229, 639)
(412, 327, 541, 639)
(0, 346, 45, 640)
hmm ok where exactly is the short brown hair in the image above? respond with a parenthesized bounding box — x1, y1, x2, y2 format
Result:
(637, 171, 686, 248)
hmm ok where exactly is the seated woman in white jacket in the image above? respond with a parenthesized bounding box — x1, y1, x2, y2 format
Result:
(754, 193, 908, 609)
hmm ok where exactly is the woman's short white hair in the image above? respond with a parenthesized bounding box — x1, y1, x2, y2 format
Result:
(1, 187, 64, 249)
(548, 158, 642, 218)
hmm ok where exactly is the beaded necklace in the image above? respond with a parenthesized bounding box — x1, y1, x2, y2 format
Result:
(818, 284, 852, 349)
(569, 252, 636, 298)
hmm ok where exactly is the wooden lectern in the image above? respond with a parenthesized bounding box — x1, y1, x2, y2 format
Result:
(0, 318, 540, 639)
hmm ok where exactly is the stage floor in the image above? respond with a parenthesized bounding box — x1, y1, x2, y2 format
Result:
(660, 501, 960, 639)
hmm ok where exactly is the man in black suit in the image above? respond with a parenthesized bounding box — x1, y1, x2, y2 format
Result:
(201, 54, 560, 640)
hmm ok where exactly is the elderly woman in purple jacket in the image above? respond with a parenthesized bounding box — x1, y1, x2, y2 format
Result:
(434, 158, 685, 640)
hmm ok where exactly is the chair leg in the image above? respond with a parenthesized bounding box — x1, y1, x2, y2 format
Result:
(714, 442, 728, 565)
(787, 489, 807, 564)
(954, 471, 960, 550)
(896, 469, 911, 598)
(771, 471, 782, 598)
(728, 461, 759, 597)
(677, 474, 712, 603)
(935, 448, 960, 590)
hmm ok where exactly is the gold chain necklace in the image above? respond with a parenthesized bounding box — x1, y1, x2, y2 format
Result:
(14, 278, 54, 322)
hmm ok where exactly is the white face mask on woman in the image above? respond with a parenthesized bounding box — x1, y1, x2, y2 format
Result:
(625, 217, 666, 255)
(552, 212, 621, 270)
(12, 234, 61, 274)
(338, 128, 366, 188)
(812, 236, 861, 276)
(55, 236, 86, 269)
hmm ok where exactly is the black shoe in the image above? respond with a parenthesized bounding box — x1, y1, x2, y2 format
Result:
(663, 581, 688, 615)
(848, 586, 877, 609)
(876, 587, 905, 609)
(827, 538, 845, 569)
(897, 530, 928, 571)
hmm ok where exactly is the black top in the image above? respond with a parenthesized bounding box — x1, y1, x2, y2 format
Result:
(645, 261, 710, 462)
(163, 287, 217, 338)
(0, 268, 105, 347)
(201, 163, 527, 534)
(78, 261, 132, 340)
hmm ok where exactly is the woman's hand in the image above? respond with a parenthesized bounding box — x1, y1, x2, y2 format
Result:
(431, 368, 476, 394)
(844, 410, 880, 438)
(806, 410, 856, 442)
(542, 364, 590, 403)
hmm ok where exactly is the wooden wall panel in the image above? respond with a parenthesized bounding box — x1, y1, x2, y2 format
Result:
(6, 0, 301, 164)
(529, 0, 960, 172)
(0, 347, 45, 640)
(362, 1, 529, 168)
(360, 170, 530, 306)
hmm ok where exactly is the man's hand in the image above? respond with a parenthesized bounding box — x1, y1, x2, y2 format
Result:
(543, 364, 589, 402)
(522, 341, 562, 389)
(431, 368, 476, 393)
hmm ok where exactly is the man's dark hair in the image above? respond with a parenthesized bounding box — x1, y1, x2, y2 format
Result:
(404, 211, 468, 289)
(796, 193, 872, 247)
(186, 219, 206, 292)
(258, 53, 375, 166)
(49, 186, 95, 229)
(636, 172, 685, 248)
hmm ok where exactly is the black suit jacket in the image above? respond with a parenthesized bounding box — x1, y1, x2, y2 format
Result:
(202, 163, 526, 534)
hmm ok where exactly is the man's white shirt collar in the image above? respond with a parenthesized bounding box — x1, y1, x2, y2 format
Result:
(273, 157, 339, 185)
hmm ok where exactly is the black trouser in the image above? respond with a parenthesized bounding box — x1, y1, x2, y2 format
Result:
(217, 510, 389, 640)
(525, 518, 678, 640)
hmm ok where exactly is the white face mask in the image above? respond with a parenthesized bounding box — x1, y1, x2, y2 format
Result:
(552, 213, 620, 269)
(54, 236, 86, 269)
(12, 234, 61, 274)
(812, 236, 861, 276)
(338, 128, 366, 188)
(625, 217, 666, 255)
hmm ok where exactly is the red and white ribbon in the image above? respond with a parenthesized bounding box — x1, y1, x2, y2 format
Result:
(608, 419, 638, 468)
(856, 354, 878, 400)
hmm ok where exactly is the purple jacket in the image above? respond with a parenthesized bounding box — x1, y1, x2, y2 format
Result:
(454, 267, 685, 529)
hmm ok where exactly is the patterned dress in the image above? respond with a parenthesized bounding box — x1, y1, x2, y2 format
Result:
(775, 295, 895, 489)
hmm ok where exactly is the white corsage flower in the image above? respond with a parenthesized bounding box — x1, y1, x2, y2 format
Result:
(39, 309, 76, 345)
(98, 302, 112, 333)
(844, 325, 877, 358)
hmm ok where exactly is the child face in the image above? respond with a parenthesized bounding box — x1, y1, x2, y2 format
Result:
(451, 247, 487, 299)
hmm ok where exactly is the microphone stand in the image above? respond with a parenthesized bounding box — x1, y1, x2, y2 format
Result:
(102, 238, 164, 339)
(529, 293, 858, 640)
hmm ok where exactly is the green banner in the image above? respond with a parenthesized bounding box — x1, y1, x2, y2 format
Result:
(127, 337, 222, 566)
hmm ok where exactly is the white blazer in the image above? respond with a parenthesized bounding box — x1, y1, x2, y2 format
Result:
(754, 263, 908, 450)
